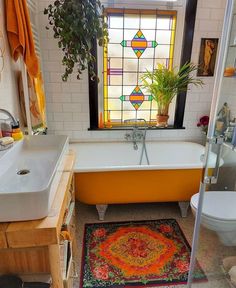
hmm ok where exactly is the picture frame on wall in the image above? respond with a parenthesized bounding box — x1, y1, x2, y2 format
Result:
(197, 38, 219, 77)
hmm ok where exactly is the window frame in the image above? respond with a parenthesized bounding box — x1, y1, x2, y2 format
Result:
(88, 0, 198, 130)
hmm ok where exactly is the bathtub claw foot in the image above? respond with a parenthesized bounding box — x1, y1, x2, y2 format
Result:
(178, 201, 189, 218)
(96, 205, 108, 221)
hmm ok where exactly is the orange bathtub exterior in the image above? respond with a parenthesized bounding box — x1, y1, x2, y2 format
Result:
(75, 169, 202, 204)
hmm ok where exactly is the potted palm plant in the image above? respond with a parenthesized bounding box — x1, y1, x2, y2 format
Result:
(141, 62, 203, 127)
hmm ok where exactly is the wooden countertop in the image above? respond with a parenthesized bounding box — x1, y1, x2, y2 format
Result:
(0, 150, 75, 249)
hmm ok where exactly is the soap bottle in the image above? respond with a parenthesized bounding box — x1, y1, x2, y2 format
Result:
(1, 122, 12, 137)
(99, 112, 104, 129)
(106, 110, 112, 128)
(11, 122, 24, 141)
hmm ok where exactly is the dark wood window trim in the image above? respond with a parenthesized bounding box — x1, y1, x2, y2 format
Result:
(174, 0, 198, 128)
(88, 38, 99, 130)
(88, 0, 198, 130)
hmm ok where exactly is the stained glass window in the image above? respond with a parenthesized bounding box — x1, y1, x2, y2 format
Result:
(103, 9, 177, 127)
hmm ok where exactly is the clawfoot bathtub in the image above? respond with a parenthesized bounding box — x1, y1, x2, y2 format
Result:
(71, 141, 206, 220)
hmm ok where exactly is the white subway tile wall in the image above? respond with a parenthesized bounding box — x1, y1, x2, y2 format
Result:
(38, 0, 227, 143)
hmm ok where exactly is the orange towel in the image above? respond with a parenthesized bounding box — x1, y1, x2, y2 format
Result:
(6, 0, 39, 78)
(32, 72, 47, 128)
(18, 72, 47, 130)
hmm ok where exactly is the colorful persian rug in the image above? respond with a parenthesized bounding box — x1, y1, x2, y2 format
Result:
(80, 219, 206, 287)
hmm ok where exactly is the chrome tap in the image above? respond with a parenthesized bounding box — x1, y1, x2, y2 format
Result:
(124, 118, 150, 165)
(125, 127, 144, 144)
(124, 123, 144, 150)
(0, 109, 18, 126)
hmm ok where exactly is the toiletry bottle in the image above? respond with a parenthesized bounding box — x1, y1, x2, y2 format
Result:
(11, 122, 24, 141)
(1, 122, 12, 137)
(106, 110, 112, 128)
(99, 112, 104, 129)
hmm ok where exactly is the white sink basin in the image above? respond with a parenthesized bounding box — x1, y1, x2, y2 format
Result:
(0, 135, 69, 222)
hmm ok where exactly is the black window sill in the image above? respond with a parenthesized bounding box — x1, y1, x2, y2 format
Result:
(88, 126, 185, 131)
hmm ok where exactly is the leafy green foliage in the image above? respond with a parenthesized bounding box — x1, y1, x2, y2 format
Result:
(140, 63, 203, 115)
(44, 0, 108, 81)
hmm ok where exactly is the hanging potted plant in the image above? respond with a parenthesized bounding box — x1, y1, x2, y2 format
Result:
(141, 63, 203, 127)
(44, 0, 108, 81)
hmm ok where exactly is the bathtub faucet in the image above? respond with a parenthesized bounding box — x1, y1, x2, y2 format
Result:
(124, 126, 144, 150)
(124, 119, 146, 150)
(124, 119, 150, 165)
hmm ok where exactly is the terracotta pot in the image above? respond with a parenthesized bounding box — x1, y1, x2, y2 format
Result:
(156, 115, 169, 127)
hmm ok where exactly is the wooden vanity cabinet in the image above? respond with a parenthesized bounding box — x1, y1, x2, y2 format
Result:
(0, 151, 77, 288)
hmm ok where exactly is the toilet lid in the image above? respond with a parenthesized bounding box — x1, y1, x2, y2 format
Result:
(191, 191, 236, 221)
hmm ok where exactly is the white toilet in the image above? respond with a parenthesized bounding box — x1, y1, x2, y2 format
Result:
(190, 191, 236, 246)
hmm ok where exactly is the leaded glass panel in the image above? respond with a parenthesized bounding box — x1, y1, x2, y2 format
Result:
(103, 9, 177, 127)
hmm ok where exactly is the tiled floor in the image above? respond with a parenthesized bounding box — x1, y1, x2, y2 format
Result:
(74, 202, 236, 288)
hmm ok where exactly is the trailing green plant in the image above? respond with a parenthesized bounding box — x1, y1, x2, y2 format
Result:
(140, 62, 203, 116)
(44, 0, 108, 81)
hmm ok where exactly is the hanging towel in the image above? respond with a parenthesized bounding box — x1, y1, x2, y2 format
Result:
(6, 0, 46, 131)
(18, 72, 46, 130)
(32, 72, 46, 129)
(6, 0, 39, 77)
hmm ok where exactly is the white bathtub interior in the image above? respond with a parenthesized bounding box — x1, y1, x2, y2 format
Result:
(70, 141, 219, 172)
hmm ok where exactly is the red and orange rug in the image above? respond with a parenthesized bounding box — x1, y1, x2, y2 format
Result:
(80, 219, 206, 287)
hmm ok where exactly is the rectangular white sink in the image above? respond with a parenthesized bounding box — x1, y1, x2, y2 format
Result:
(0, 135, 69, 222)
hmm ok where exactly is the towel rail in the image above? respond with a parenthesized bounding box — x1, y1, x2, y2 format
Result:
(27, 1, 41, 59)
(27, 0, 37, 13)
(22, 0, 45, 134)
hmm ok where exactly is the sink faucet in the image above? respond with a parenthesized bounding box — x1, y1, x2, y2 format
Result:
(0, 109, 18, 126)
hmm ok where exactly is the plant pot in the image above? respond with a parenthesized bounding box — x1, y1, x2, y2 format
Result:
(156, 115, 169, 128)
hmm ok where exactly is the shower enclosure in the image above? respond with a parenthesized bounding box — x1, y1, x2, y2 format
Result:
(188, 0, 236, 287)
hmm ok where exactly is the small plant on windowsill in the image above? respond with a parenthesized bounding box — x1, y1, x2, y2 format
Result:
(197, 115, 209, 135)
(44, 0, 108, 82)
(140, 63, 203, 127)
